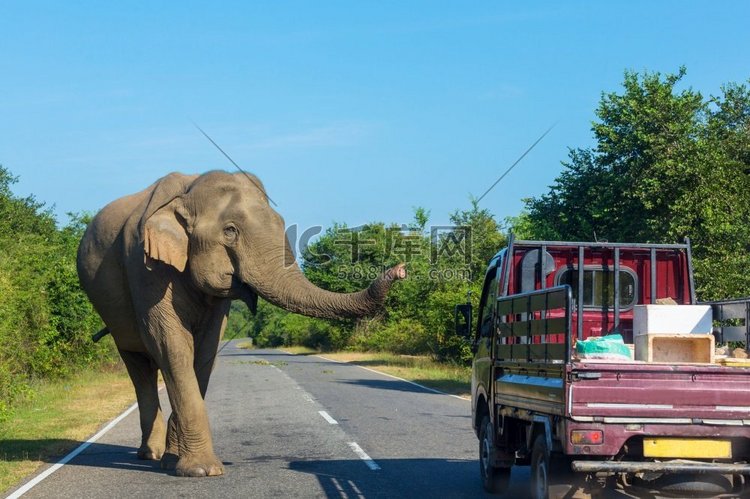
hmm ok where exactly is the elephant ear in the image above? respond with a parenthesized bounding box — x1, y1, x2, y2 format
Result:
(139, 173, 197, 272)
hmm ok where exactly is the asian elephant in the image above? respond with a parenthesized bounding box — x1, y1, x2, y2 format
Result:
(76, 170, 405, 477)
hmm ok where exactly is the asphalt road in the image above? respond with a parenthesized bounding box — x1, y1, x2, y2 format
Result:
(6, 340, 533, 498)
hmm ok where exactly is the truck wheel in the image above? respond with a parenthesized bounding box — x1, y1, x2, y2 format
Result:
(530, 434, 550, 499)
(646, 473, 733, 496)
(479, 415, 511, 494)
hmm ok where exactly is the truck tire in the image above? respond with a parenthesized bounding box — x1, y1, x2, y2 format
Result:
(479, 415, 511, 494)
(640, 472, 733, 497)
(530, 434, 550, 499)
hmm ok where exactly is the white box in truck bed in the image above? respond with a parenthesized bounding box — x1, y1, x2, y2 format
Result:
(633, 304, 712, 336)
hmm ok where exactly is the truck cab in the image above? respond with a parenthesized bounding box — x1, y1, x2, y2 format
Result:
(457, 237, 750, 498)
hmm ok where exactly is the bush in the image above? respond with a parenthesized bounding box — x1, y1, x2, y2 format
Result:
(0, 167, 115, 420)
(269, 315, 349, 351)
(355, 318, 431, 355)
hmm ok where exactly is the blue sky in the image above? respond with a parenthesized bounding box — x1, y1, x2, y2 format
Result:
(1, 1, 748, 235)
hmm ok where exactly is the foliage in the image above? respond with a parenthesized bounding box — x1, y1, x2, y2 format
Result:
(0, 166, 114, 420)
(229, 300, 351, 351)
(353, 318, 431, 355)
(519, 68, 750, 300)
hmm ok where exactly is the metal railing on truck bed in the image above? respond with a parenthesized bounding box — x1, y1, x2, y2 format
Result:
(701, 297, 750, 347)
(495, 285, 573, 363)
(507, 238, 697, 341)
(493, 238, 750, 365)
(492, 287, 750, 365)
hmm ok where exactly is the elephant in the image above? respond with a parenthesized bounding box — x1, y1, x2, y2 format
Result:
(76, 170, 405, 477)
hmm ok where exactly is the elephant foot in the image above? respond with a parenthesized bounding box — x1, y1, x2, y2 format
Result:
(137, 444, 165, 461)
(160, 452, 179, 470)
(175, 453, 224, 477)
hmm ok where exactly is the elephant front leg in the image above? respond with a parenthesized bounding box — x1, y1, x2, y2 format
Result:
(161, 304, 227, 473)
(163, 363, 223, 476)
(150, 336, 223, 477)
(160, 413, 180, 470)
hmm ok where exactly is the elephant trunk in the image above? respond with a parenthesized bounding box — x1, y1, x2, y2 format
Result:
(246, 249, 405, 319)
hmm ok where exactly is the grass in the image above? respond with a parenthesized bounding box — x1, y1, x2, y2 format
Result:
(278, 345, 318, 355)
(0, 363, 134, 494)
(229, 359, 288, 367)
(280, 349, 471, 398)
(235, 340, 254, 350)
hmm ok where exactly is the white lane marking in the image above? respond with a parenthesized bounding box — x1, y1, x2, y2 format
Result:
(330, 477, 346, 497)
(349, 479, 365, 497)
(348, 442, 381, 471)
(319, 410, 339, 425)
(317, 355, 470, 401)
(7, 402, 140, 499)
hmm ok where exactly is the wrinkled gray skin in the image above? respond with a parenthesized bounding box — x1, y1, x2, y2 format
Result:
(77, 171, 405, 477)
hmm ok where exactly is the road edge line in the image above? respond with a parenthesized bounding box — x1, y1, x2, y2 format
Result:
(6, 399, 143, 498)
(316, 355, 470, 401)
(7, 402, 140, 498)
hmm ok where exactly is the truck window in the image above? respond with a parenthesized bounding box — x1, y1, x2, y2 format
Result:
(556, 266, 637, 309)
(477, 272, 498, 338)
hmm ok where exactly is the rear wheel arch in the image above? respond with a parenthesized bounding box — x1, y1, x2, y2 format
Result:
(529, 417, 553, 452)
(474, 394, 489, 436)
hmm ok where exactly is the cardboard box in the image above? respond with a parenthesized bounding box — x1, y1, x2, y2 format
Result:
(635, 333, 715, 363)
(633, 305, 712, 336)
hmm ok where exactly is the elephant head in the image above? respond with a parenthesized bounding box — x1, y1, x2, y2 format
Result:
(138, 171, 405, 318)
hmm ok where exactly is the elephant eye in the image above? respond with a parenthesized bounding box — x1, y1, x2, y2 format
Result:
(223, 225, 239, 243)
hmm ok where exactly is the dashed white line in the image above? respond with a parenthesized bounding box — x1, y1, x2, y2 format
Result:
(318, 410, 339, 425)
(348, 442, 381, 471)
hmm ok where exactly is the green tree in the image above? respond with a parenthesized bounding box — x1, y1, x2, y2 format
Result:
(520, 69, 750, 300)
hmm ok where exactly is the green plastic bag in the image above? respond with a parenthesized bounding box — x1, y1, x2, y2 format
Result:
(575, 334, 632, 361)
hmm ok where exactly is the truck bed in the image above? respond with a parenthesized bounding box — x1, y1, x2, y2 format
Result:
(569, 361, 750, 423)
(495, 360, 750, 459)
(495, 361, 750, 423)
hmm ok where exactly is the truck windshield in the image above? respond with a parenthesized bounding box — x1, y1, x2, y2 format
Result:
(556, 266, 637, 309)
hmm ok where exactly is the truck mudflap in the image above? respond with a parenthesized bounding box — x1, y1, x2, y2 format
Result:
(571, 460, 750, 474)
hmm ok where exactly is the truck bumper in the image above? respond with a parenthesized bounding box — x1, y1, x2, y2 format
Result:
(572, 460, 750, 474)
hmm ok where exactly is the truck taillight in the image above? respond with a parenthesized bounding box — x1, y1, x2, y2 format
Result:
(571, 430, 603, 445)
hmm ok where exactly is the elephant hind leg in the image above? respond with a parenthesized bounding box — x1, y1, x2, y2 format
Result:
(119, 349, 166, 460)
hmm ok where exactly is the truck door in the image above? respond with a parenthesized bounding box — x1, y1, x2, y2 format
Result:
(472, 265, 500, 413)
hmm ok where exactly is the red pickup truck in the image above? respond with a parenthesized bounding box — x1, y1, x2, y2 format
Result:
(456, 238, 750, 498)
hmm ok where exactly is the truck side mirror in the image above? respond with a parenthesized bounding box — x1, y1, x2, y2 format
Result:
(455, 303, 473, 338)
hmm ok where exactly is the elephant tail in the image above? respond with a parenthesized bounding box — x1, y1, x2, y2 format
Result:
(92, 327, 110, 343)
